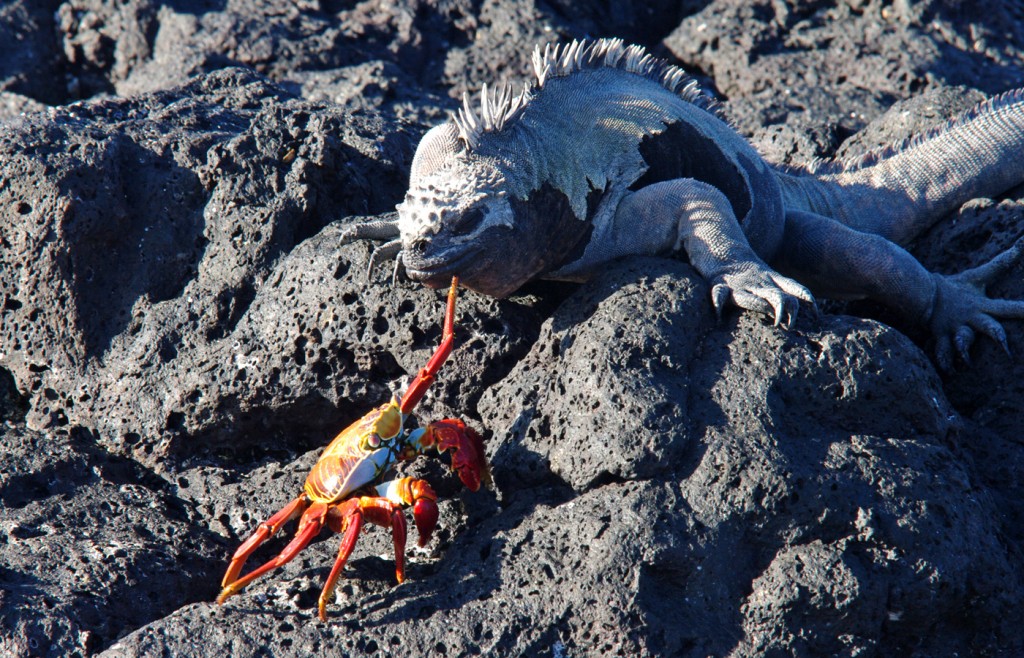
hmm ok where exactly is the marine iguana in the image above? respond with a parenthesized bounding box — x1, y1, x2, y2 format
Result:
(341, 38, 1024, 368)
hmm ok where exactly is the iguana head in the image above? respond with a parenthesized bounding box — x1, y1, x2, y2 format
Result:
(397, 124, 543, 298)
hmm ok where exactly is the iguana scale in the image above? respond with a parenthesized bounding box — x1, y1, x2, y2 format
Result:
(342, 38, 1024, 368)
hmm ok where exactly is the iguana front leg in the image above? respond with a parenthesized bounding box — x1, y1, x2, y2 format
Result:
(337, 212, 404, 278)
(776, 210, 1024, 368)
(554, 179, 814, 326)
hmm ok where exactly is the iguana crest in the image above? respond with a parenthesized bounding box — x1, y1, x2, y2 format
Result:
(452, 38, 719, 150)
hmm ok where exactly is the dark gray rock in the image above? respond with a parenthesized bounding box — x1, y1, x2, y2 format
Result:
(811, 85, 1024, 570)
(49, 0, 573, 125)
(2, 1, 1024, 656)
(94, 263, 1020, 657)
(663, 0, 1024, 136)
(0, 66, 431, 461)
(0, 0, 66, 106)
(479, 260, 1019, 656)
(0, 63, 544, 465)
(479, 258, 713, 493)
(0, 425, 224, 657)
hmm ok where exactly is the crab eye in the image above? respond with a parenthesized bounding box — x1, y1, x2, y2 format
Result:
(365, 434, 381, 449)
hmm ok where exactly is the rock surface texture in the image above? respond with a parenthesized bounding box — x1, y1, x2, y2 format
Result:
(2, 1, 1023, 656)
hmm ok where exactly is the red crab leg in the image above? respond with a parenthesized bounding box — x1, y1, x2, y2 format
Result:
(216, 503, 328, 605)
(220, 494, 310, 588)
(317, 497, 408, 621)
(318, 500, 363, 622)
(399, 276, 459, 414)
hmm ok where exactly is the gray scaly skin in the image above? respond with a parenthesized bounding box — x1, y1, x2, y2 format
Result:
(341, 38, 1024, 369)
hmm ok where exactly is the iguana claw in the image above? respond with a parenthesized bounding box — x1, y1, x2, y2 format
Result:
(338, 213, 405, 280)
(711, 262, 817, 329)
(929, 236, 1024, 369)
(711, 284, 730, 321)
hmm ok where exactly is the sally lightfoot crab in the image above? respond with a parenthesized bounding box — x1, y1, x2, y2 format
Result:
(216, 276, 490, 620)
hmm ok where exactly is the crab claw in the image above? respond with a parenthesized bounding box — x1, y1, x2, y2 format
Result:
(412, 498, 440, 547)
(395, 477, 441, 547)
(425, 419, 491, 492)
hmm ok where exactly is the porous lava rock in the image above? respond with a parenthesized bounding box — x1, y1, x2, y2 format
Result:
(2, 1, 1023, 656)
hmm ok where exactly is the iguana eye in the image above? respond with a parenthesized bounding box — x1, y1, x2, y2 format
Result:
(450, 207, 485, 236)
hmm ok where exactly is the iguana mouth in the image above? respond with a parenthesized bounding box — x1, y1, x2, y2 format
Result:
(403, 244, 482, 286)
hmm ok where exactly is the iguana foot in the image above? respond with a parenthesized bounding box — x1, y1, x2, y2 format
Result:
(710, 261, 816, 329)
(337, 213, 404, 279)
(930, 236, 1024, 370)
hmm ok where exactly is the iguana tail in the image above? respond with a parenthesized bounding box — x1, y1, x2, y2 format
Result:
(778, 89, 1024, 244)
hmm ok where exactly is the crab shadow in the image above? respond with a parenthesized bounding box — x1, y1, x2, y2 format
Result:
(335, 485, 545, 627)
